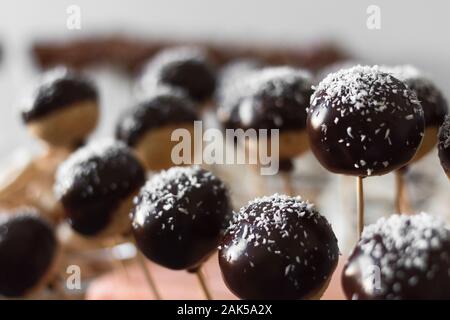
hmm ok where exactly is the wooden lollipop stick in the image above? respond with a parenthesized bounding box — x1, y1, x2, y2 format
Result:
(110, 238, 131, 282)
(280, 172, 295, 196)
(195, 268, 213, 300)
(279, 159, 295, 196)
(136, 251, 162, 300)
(395, 170, 413, 214)
(356, 176, 365, 238)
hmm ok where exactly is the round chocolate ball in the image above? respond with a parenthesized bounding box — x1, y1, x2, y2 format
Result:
(232, 66, 314, 160)
(438, 115, 450, 178)
(131, 166, 231, 271)
(219, 194, 339, 300)
(382, 65, 448, 162)
(55, 139, 146, 237)
(343, 213, 450, 300)
(20, 67, 99, 148)
(0, 209, 58, 297)
(307, 65, 425, 177)
(139, 47, 216, 102)
(115, 87, 199, 171)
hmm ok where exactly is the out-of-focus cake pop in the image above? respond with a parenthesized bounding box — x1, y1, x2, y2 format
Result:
(382, 65, 448, 162)
(215, 58, 263, 128)
(138, 46, 216, 103)
(342, 213, 450, 300)
(0, 209, 60, 298)
(115, 88, 199, 171)
(219, 194, 339, 300)
(438, 115, 450, 179)
(233, 66, 314, 163)
(20, 67, 99, 149)
(54, 139, 145, 237)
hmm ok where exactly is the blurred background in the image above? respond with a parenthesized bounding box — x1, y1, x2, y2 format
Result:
(0, 0, 449, 252)
(0, 0, 449, 157)
(0, 0, 448, 300)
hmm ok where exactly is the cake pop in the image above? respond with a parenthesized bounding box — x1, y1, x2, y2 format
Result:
(307, 65, 425, 235)
(438, 115, 450, 179)
(131, 166, 231, 299)
(115, 87, 199, 171)
(54, 139, 145, 237)
(219, 194, 339, 300)
(382, 65, 448, 162)
(342, 213, 450, 299)
(230, 66, 314, 195)
(138, 46, 216, 103)
(215, 58, 262, 129)
(0, 209, 60, 298)
(381, 65, 448, 212)
(21, 67, 99, 149)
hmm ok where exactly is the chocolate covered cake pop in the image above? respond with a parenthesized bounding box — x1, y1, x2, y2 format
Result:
(139, 46, 216, 102)
(21, 67, 99, 149)
(0, 209, 59, 297)
(216, 58, 262, 129)
(343, 213, 450, 300)
(233, 66, 314, 161)
(308, 65, 425, 177)
(55, 139, 145, 237)
(131, 166, 231, 271)
(116, 88, 199, 171)
(438, 116, 450, 178)
(219, 194, 339, 300)
(382, 65, 448, 162)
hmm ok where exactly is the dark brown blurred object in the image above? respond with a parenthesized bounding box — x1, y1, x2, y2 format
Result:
(32, 36, 349, 74)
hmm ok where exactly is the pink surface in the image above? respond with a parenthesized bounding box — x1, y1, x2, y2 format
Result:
(86, 255, 347, 300)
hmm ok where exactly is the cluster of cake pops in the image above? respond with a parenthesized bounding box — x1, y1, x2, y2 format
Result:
(0, 44, 449, 300)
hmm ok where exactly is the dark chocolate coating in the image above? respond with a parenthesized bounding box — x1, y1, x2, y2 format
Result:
(0, 210, 57, 297)
(382, 65, 448, 128)
(115, 88, 199, 146)
(343, 213, 450, 300)
(131, 166, 231, 270)
(216, 58, 263, 129)
(219, 194, 339, 300)
(21, 68, 98, 123)
(307, 66, 425, 177)
(438, 116, 450, 174)
(233, 67, 314, 132)
(140, 47, 216, 102)
(55, 140, 145, 236)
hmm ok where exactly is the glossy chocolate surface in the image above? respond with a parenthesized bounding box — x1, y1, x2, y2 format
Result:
(55, 139, 145, 236)
(382, 65, 448, 128)
(0, 210, 57, 297)
(343, 213, 450, 300)
(131, 166, 231, 270)
(116, 88, 199, 146)
(307, 66, 425, 177)
(140, 47, 216, 102)
(21, 68, 98, 123)
(438, 116, 450, 174)
(219, 194, 339, 300)
(232, 67, 314, 132)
